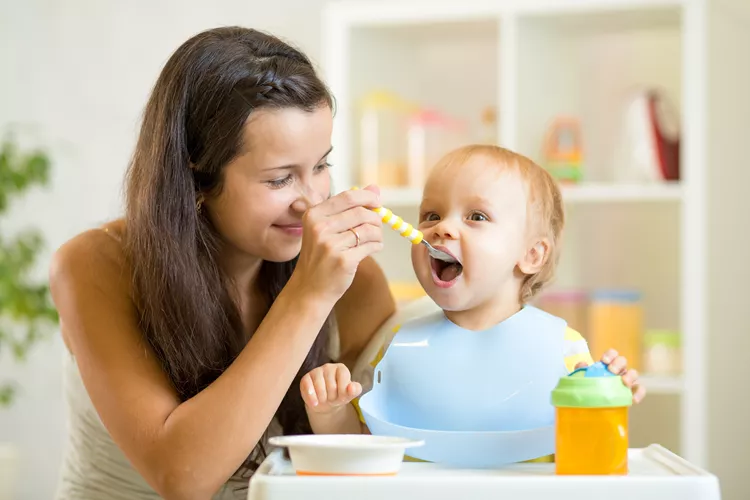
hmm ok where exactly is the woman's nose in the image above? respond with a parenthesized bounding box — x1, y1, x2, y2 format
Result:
(291, 180, 325, 212)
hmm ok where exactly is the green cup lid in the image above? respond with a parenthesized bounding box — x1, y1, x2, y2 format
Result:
(551, 362, 633, 408)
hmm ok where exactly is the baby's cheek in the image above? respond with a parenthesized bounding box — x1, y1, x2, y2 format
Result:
(463, 243, 499, 281)
(410, 243, 425, 270)
(412, 245, 434, 283)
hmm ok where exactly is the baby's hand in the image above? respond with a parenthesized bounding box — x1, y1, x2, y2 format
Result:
(300, 363, 362, 414)
(575, 349, 646, 404)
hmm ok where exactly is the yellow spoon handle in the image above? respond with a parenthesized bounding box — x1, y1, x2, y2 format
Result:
(351, 186, 424, 245)
(372, 207, 424, 245)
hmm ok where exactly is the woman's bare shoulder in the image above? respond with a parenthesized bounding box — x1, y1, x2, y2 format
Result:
(48, 219, 138, 352)
(49, 219, 133, 315)
(51, 219, 127, 274)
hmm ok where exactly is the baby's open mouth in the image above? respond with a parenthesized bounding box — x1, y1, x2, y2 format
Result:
(430, 253, 463, 284)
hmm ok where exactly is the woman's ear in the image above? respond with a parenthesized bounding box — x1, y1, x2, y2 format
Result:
(518, 239, 550, 275)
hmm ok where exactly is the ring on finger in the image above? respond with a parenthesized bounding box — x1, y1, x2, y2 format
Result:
(348, 228, 360, 248)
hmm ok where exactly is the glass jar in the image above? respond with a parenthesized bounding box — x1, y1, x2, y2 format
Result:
(587, 289, 643, 371)
(643, 330, 681, 375)
(536, 289, 588, 339)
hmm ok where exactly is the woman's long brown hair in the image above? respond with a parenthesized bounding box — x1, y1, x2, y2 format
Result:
(123, 27, 334, 470)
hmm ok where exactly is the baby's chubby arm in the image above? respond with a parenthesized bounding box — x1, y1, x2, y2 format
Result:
(301, 363, 366, 434)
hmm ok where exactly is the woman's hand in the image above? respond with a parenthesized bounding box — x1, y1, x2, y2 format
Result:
(291, 185, 384, 304)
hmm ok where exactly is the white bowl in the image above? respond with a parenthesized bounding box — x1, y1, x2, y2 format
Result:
(268, 434, 424, 476)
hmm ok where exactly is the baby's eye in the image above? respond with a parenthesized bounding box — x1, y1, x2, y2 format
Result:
(468, 212, 488, 222)
(421, 212, 441, 222)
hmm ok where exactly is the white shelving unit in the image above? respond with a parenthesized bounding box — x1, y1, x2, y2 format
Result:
(379, 183, 683, 206)
(639, 374, 684, 394)
(322, 0, 718, 468)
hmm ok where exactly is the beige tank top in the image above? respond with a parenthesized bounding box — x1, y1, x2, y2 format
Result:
(55, 352, 277, 499)
(55, 227, 339, 499)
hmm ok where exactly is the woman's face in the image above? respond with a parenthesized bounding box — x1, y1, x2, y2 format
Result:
(204, 105, 333, 264)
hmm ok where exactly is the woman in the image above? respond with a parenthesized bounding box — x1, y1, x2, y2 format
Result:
(49, 27, 395, 499)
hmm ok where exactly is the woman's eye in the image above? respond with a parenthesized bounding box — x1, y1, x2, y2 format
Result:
(266, 175, 294, 189)
(315, 162, 332, 173)
(468, 212, 488, 222)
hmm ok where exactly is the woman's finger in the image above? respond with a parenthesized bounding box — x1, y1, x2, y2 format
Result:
(324, 206, 382, 234)
(313, 187, 381, 218)
(330, 223, 383, 251)
(343, 240, 385, 263)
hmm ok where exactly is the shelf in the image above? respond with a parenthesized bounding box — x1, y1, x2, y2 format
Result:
(562, 182, 682, 203)
(324, 0, 716, 467)
(515, 3, 682, 31)
(345, 19, 498, 191)
(380, 187, 422, 206)
(378, 182, 681, 206)
(514, 8, 682, 184)
(640, 374, 684, 395)
(324, 0, 687, 27)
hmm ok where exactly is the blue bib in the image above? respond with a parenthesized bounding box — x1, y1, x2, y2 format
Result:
(359, 305, 568, 467)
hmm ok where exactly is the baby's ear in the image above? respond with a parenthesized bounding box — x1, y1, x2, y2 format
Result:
(518, 239, 550, 275)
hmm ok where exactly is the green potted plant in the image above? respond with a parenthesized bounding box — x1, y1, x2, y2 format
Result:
(0, 136, 59, 500)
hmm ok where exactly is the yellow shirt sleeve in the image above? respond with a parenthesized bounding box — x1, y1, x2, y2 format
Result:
(562, 327, 595, 373)
(351, 324, 400, 424)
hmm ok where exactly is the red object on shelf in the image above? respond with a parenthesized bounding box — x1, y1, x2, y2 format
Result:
(647, 90, 680, 181)
(620, 89, 681, 182)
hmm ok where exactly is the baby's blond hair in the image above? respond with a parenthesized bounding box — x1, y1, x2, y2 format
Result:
(435, 144, 565, 303)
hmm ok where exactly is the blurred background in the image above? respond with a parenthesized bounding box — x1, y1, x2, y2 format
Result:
(1, 0, 749, 498)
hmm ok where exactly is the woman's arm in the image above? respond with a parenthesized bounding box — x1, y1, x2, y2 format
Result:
(334, 256, 396, 369)
(297, 258, 393, 436)
(51, 230, 334, 499)
(52, 188, 383, 499)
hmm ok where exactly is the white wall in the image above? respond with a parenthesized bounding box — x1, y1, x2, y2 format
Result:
(0, 1, 351, 497)
(2, 1, 749, 499)
(706, 1, 750, 499)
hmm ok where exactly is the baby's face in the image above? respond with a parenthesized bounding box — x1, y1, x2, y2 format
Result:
(412, 154, 531, 313)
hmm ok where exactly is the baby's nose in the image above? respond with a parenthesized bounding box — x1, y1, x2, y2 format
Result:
(431, 219, 459, 240)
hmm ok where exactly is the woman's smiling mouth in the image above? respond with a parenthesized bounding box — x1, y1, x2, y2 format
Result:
(273, 223, 303, 237)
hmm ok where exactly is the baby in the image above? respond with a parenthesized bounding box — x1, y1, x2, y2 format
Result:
(300, 144, 645, 441)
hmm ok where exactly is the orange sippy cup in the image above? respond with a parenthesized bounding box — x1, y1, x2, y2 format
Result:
(551, 361, 633, 475)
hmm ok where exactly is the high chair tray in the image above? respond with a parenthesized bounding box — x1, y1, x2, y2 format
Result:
(246, 444, 720, 500)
